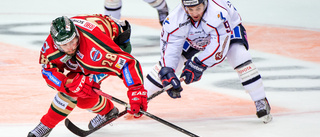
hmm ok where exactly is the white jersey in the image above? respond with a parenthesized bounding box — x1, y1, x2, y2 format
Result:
(160, 0, 241, 70)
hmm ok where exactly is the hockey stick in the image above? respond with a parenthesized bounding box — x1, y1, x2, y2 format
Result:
(94, 89, 199, 137)
(65, 77, 188, 137)
(65, 110, 127, 137)
(65, 88, 166, 137)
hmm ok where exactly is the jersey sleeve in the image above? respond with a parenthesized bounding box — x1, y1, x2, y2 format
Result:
(160, 27, 187, 70)
(159, 6, 189, 70)
(39, 36, 69, 93)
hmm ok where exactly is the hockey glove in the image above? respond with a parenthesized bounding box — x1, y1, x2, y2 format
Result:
(66, 74, 100, 98)
(127, 85, 148, 118)
(159, 67, 183, 99)
(180, 57, 207, 84)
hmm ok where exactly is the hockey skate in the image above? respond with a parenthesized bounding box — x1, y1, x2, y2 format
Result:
(88, 107, 119, 129)
(27, 122, 52, 137)
(255, 97, 273, 123)
(157, 4, 169, 25)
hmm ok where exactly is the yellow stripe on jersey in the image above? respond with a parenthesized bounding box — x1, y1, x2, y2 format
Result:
(88, 96, 107, 113)
(51, 92, 77, 116)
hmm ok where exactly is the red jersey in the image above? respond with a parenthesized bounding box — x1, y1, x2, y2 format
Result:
(39, 14, 144, 93)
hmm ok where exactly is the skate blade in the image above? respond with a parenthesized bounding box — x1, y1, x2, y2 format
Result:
(262, 114, 273, 124)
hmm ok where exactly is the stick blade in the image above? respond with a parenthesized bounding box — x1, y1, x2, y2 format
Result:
(65, 118, 88, 137)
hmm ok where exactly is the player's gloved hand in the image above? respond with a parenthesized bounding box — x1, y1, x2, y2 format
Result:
(159, 67, 183, 99)
(127, 85, 148, 118)
(180, 57, 207, 84)
(66, 74, 100, 98)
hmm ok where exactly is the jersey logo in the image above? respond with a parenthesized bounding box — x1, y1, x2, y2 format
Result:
(42, 69, 62, 87)
(53, 94, 68, 110)
(72, 19, 96, 31)
(84, 22, 95, 31)
(163, 17, 170, 25)
(90, 47, 102, 62)
(115, 57, 126, 69)
(215, 35, 229, 60)
(76, 50, 84, 59)
(123, 63, 134, 86)
(218, 12, 226, 21)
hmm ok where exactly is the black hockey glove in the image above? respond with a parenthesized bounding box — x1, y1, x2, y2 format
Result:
(180, 57, 207, 84)
(159, 67, 183, 99)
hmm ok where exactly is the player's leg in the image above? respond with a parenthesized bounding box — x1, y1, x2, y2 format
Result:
(104, 0, 122, 19)
(143, 0, 168, 25)
(28, 92, 77, 137)
(227, 24, 272, 123)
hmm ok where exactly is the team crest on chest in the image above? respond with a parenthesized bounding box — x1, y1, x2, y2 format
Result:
(90, 47, 102, 62)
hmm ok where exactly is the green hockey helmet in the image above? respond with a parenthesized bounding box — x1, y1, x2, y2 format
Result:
(50, 16, 78, 49)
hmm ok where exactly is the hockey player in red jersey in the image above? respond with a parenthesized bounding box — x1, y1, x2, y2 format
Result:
(28, 14, 147, 137)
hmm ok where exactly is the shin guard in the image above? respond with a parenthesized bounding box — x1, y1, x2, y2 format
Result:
(41, 92, 77, 128)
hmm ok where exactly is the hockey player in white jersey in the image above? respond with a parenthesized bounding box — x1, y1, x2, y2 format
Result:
(144, 0, 272, 123)
(104, 0, 169, 25)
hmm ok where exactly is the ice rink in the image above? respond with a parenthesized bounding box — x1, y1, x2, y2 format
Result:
(0, 0, 320, 137)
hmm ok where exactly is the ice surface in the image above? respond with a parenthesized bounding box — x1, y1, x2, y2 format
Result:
(0, 0, 319, 137)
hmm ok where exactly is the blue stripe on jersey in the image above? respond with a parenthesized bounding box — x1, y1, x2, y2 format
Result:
(123, 63, 134, 86)
(42, 69, 62, 87)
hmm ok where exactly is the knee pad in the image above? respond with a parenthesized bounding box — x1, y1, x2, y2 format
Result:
(144, 0, 166, 9)
(227, 43, 252, 68)
(77, 96, 99, 109)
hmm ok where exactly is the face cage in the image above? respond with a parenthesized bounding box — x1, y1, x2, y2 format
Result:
(53, 35, 80, 53)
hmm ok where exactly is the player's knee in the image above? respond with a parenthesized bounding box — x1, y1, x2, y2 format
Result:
(76, 96, 99, 109)
(227, 43, 252, 68)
